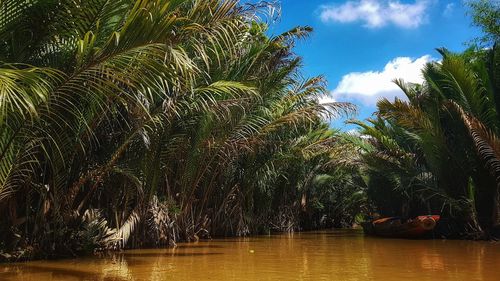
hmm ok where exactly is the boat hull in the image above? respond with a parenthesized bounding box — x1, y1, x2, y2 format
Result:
(362, 215, 440, 239)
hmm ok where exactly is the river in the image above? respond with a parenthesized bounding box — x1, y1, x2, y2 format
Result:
(1, 230, 499, 281)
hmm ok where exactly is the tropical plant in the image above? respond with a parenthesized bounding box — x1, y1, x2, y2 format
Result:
(352, 46, 500, 239)
(0, 0, 356, 260)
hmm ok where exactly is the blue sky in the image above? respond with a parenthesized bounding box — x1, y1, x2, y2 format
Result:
(259, 0, 482, 129)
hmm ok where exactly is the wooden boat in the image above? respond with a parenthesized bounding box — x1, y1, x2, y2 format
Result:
(361, 215, 440, 239)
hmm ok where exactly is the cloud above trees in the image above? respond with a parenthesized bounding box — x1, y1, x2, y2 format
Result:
(330, 55, 433, 106)
(319, 0, 432, 29)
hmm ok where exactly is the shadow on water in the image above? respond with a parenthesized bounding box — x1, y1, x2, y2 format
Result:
(325, 232, 363, 235)
(0, 263, 130, 281)
(174, 244, 225, 249)
(122, 252, 223, 258)
(199, 240, 258, 244)
(272, 230, 364, 239)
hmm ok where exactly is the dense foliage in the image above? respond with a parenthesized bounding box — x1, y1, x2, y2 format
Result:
(0, 0, 361, 260)
(351, 23, 500, 239)
(468, 0, 500, 47)
(2, 0, 498, 263)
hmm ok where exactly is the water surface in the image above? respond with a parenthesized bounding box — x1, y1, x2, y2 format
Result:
(1, 230, 499, 281)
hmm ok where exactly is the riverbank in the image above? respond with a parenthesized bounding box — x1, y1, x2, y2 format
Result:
(2, 224, 498, 264)
(1, 230, 499, 281)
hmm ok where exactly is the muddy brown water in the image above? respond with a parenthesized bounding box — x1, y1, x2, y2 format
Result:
(1, 230, 499, 281)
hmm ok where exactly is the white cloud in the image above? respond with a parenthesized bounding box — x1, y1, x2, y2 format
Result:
(443, 3, 455, 17)
(319, 0, 432, 29)
(332, 55, 433, 106)
(318, 95, 336, 105)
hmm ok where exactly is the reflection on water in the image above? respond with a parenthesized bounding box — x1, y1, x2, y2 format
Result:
(1, 230, 499, 281)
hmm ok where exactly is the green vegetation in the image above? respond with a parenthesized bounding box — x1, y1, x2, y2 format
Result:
(351, 0, 500, 239)
(0, 0, 360, 260)
(0, 0, 499, 263)
(467, 0, 500, 47)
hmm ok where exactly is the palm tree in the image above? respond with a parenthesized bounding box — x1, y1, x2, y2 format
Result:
(354, 46, 500, 238)
(0, 0, 355, 259)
